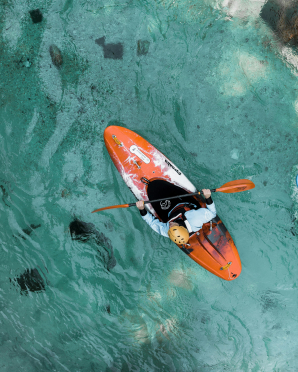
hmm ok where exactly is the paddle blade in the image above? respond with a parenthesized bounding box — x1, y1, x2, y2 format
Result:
(216, 179, 255, 193)
(92, 204, 131, 213)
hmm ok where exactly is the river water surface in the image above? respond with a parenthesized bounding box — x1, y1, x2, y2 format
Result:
(1, 0, 298, 371)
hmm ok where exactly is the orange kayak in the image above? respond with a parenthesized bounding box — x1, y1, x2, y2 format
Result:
(104, 125, 242, 280)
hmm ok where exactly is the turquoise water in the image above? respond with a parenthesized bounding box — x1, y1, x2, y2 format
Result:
(1, 0, 298, 370)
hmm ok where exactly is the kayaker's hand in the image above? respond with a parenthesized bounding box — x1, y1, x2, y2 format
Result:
(202, 189, 211, 199)
(136, 200, 145, 210)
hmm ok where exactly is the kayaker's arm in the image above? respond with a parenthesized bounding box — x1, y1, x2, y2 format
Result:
(139, 208, 147, 217)
(184, 189, 216, 231)
(136, 201, 169, 238)
(205, 195, 213, 205)
(202, 188, 216, 214)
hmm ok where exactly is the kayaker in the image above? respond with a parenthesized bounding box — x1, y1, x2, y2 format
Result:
(136, 189, 216, 245)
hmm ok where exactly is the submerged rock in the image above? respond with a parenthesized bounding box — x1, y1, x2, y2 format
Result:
(11, 268, 45, 294)
(69, 219, 116, 269)
(137, 40, 150, 56)
(95, 36, 123, 60)
(61, 189, 70, 198)
(0, 184, 10, 207)
(29, 9, 43, 23)
(69, 219, 94, 242)
(261, 0, 298, 45)
(49, 45, 63, 68)
(19, 223, 41, 240)
(22, 223, 41, 236)
(260, 290, 281, 312)
(95, 37, 105, 46)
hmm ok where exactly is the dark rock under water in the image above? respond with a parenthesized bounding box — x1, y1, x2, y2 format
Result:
(261, 0, 298, 45)
(260, 290, 281, 312)
(11, 268, 45, 294)
(69, 219, 93, 242)
(69, 219, 117, 270)
(22, 223, 41, 237)
(0, 184, 10, 207)
(49, 45, 63, 68)
(95, 36, 123, 60)
(29, 9, 43, 24)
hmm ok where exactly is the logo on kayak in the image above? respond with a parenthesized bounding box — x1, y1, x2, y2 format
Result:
(130, 145, 150, 164)
(160, 200, 171, 210)
(165, 159, 181, 175)
(112, 135, 123, 147)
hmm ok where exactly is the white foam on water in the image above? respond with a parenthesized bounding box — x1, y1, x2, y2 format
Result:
(281, 45, 298, 78)
(62, 150, 84, 183)
(221, 0, 267, 19)
(24, 109, 39, 144)
(39, 94, 79, 168)
(2, 1, 26, 50)
(290, 165, 298, 219)
(167, 269, 193, 290)
(29, 171, 46, 196)
(239, 52, 268, 81)
(230, 148, 240, 160)
(218, 52, 269, 97)
(38, 10, 64, 104)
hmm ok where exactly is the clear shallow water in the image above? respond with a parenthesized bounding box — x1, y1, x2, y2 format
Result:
(1, 0, 298, 371)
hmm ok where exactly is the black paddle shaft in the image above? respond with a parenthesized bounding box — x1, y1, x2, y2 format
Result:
(127, 189, 216, 207)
